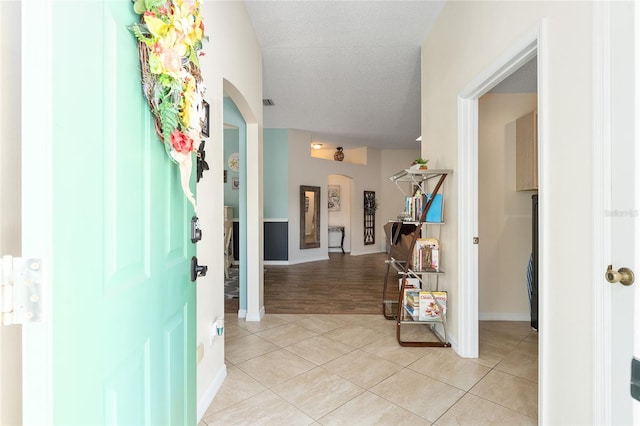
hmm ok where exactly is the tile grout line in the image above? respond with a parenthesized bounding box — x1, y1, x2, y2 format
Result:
(431, 328, 539, 424)
(220, 316, 538, 424)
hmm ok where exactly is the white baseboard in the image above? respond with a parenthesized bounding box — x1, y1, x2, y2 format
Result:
(448, 333, 459, 355)
(264, 260, 290, 266)
(197, 364, 227, 423)
(349, 249, 384, 256)
(246, 306, 265, 322)
(286, 256, 329, 265)
(479, 312, 530, 321)
(237, 309, 247, 319)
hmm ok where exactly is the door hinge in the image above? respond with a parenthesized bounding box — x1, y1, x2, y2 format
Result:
(1, 256, 43, 326)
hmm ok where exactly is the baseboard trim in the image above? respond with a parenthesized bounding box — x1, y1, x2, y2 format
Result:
(287, 256, 329, 265)
(246, 306, 265, 322)
(479, 312, 530, 321)
(196, 364, 227, 423)
(237, 309, 247, 319)
(264, 260, 290, 266)
(349, 249, 384, 256)
(448, 333, 459, 355)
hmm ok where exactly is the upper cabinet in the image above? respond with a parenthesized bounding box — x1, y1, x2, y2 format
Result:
(515, 110, 538, 191)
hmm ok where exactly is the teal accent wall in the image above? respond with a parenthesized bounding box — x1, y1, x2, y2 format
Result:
(263, 129, 289, 218)
(223, 128, 240, 213)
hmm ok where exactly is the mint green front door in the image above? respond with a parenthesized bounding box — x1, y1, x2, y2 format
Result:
(22, 2, 195, 424)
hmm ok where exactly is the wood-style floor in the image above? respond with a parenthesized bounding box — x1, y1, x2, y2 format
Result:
(224, 252, 401, 315)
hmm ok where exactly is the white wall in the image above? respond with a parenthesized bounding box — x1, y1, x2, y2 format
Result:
(379, 149, 422, 252)
(478, 93, 537, 320)
(327, 174, 352, 253)
(421, 1, 595, 422)
(287, 130, 384, 264)
(196, 1, 263, 420)
(0, 2, 22, 425)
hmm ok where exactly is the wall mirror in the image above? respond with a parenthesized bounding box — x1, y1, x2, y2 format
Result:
(300, 185, 321, 249)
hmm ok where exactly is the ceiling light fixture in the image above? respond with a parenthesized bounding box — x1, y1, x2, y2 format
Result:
(311, 143, 323, 149)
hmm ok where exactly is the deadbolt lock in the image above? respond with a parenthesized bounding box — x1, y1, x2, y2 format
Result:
(605, 265, 635, 286)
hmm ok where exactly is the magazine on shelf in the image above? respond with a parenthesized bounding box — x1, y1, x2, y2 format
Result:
(418, 291, 447, 321)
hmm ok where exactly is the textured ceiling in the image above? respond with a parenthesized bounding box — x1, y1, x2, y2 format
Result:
(244, 0, 446, 150)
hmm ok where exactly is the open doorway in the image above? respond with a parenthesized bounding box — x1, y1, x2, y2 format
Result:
(475, 58, 539, 396)
(327, 174, 353, 254)
(478, 57, 538, 325)
(457, 31, 541, 359)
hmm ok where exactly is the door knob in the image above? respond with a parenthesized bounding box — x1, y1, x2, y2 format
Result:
(605, 265, 634, 286)
(191, 256, 208, 282)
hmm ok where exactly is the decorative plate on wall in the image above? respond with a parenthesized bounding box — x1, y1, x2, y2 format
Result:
(228, 153, 240, 172)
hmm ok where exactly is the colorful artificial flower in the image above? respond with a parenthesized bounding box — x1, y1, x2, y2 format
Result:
(129, 0, 208, 211)
(171, 129, 194, 154)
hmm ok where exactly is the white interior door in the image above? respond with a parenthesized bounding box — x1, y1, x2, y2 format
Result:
(634, 0, 640, 421)
(602, 1, 638, 423)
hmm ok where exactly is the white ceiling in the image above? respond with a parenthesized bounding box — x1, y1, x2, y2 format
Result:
(243, 0, 446, 150)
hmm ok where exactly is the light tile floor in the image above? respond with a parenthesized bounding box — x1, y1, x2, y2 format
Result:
(200, 314, 538, 426)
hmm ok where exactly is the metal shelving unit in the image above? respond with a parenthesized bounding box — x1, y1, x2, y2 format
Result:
(382, 168, 452, 347)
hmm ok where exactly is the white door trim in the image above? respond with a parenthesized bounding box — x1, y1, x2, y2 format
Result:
(457, 23, 541, 360)
(635, 1, 640, 422)
(592, 1, 612, 423)
(21, 1, 54, 424)
(222, 80, 264, 322)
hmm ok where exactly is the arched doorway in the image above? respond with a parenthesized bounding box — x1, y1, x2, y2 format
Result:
(222, 80, 264, 321)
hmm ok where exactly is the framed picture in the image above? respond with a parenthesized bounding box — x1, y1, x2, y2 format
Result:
(201, 100, 210, 137)
(224, 170, 227, 183)
(231, 177, 239, 190)
(328, 185, 341, 211)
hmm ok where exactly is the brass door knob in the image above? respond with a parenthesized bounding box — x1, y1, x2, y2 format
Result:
(605, 265, 635, 286)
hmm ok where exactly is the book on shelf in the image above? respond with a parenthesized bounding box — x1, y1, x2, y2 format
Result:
(424, 193, 443, 222)
(403, 193, 443, 222)
(402, 288, 419, 307)
(403, 289, 420, 320)
(413, 238, 440, 272)
(404, 305, 419, 320)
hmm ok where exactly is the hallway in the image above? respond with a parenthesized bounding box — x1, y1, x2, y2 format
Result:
(225, 253, 392, 315)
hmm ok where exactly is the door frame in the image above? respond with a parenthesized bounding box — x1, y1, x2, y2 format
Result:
(592, 2, 612, 422)
(592, 1, 639, 423)
(457, 23, 543, 359)
(21, 0, 54, 423)
(222, 80, 264, 321)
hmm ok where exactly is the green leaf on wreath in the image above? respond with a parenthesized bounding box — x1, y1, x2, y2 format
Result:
(146, 0, 166, 10)
(133, 0, 147, 14)
(129, 23, 153, 44)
